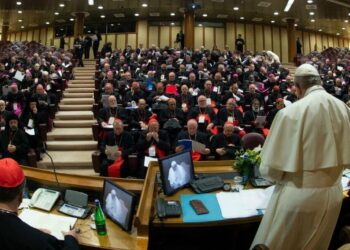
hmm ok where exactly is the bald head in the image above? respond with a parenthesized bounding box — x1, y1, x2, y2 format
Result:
(187, 119, 198, 135)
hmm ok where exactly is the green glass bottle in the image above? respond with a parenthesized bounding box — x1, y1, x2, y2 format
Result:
(94, 199, 107, 235)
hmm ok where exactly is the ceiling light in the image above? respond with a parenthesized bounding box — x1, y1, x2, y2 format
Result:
(307, 0, 313, 3)
(203, 13, 207, 17)
(233, 6, 239, 11)
(59, 3, 65, 7)
(274, 12, 279, 15)
(271, 20, 275, 23)
(318, 29, 322, 32)
(336, 33, 340, 35)
(284, 0, 295, 12)
(310, 19, 315, 22)
(171, 22, 175, 26)
(135, 13, 139, 16)
(170, 13, 175, 16)
(16, 2, 22, 5)
(309, 12, 315, 15)
(21, 26, 24, 29)
(240, 17, 245, 20)
(88, 0, 94, 5)
(54, 12, 59, 15)
(345, 20, 349, 23)
(198, 24, 203, 27)
(18, 19, 22, 22)
(110, 24, 114, 26)
(342, 27, 346, 30)
(98, 5, 103, 9)
(100, 15, 105, 18)
(45, 21, 50, 25)
(18, 10, 22, 14)
(69, 18, 74, 21)
(141, 3, 148, 7)
(294, 23, 298, 27)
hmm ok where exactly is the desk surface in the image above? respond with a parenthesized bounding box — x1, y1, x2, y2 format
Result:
(21, 166, 146, 250)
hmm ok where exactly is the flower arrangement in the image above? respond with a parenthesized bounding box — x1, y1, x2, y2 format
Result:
(233, 145, 262, 181)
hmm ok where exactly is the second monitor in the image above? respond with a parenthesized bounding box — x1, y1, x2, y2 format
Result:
(158, 150, 195, 195)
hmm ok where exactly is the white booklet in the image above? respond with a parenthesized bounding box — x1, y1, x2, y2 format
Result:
(106, 145, 119, 161)
(19, 209, 77, 240)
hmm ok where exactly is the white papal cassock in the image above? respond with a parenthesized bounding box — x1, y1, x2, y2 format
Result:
(251, 85, 350, 250)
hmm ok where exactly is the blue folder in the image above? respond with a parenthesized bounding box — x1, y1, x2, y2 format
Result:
(180, 193, 224, 223)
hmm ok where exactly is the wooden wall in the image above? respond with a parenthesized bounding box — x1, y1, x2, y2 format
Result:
(8, 21, 350, 63)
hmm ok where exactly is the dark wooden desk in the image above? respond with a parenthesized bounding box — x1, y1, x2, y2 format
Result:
(135, 160, 262, 250)
(21, 166, 147, 250)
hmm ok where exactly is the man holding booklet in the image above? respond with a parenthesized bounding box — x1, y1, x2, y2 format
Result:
(0, 158, 79, 249)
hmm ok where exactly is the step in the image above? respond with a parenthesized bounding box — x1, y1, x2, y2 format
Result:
(59, 104, 92, 111)
(55, 111, 94, 120)
(74, 76, 94, 80)
(38, 151, 94, 169)
(46, 140, 97, 150)
(63, 92, 93, 98)
(69, 79, 94, 84)
(54, 119, 96, 128)
(68, 83, 95, 88)
(47, 128, 93, 140)
(65, 88, 95, 93)
(60, 98, 94, 105)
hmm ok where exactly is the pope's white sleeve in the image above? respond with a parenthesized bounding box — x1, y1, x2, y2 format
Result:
(260, 165, 284, 182)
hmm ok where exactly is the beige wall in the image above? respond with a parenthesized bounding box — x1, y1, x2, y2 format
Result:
(8, 21, 350, 63)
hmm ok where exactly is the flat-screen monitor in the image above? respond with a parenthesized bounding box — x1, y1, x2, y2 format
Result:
(158, 150, 195, 195)
(102, 180, 136, 231)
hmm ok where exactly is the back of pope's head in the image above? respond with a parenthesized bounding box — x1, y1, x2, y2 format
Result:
(294, 64, 321, 90)
(0, 158, 25, 202)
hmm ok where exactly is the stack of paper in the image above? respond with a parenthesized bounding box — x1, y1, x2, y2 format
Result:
(216, 186, 275, 219)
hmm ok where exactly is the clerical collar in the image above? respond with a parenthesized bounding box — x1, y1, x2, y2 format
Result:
(0, 208, 17, 216)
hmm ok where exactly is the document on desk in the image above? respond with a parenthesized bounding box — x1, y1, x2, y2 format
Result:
(19, 209, 77, 240)
(106, 145, 119, 161)
(216, 186, 275, 219)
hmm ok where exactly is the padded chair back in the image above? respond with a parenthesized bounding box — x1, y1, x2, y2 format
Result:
(241, 132, 265, 150)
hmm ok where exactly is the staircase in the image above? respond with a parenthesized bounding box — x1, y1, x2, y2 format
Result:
(283, 63, 297, 77)
(38, 60, 98, 175)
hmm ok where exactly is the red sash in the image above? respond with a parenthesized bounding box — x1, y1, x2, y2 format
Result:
(192, 151, 201, 161)
(108, 147, 124, 177)
(197, 113, 218, 135)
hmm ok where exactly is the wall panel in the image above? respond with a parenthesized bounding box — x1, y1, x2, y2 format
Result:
(160, 26, 170, 48)
(15, 32, 20, 41)
(255, 25, 263, 52)
(334, 37, 339, 47)
(310, 32, 316, 51)
(106, 34, 116, 50)
(127, 34, 137, 49)
(137, 20, 148, 47)
(245, 24, 254, 52)
(322, 34, 328, 49)
(27, 31, 33, 42)
(316, 34, 322, 51)
(53, 38, 60, 48)
(215, 28, 225, 50)
(236, 23, 244, 39)
(171, 26, 181, 49)
(204, 27, 214, 49)
(264, 25, 272, 51)
(40, 28, 47, 44)
(272, 27, 280, 57)
(328, 35, 334, 47)
(303, 31, 310, 55)
(47, 28, 53, 46)
(281, 28, 288, 63)
(194, 27, 203, 49)
(33, 29, 40, 42)
(148, 26, 159, 47)
(116, 34, 126, 49)
(226, 22, 235, 51)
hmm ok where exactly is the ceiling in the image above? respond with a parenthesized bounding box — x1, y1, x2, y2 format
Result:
(1, 0, 350, 37)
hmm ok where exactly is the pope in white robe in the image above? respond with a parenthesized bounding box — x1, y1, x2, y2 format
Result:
(168, 161, 190, 189)
(105, 189, 128, 226)
(251, 64, 350, 250)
